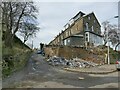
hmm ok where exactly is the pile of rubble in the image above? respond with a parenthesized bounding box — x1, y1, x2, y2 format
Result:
(47, 56, 66, 66)
(47, 56, 98, 68)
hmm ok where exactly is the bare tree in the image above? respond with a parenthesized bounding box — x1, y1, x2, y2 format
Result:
(114, 27, 120, 51)
(102, 21, 120, 51)
(1, 2, 39, 47)
(19, 22, 39, 43)
(102, 21, 110, 46)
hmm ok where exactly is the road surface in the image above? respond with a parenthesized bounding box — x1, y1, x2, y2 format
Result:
(2, 53, 119, 88)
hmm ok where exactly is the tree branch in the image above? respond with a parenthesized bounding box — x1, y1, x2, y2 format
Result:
(13, 3, 27, 35)
(115, 42, 120, 51)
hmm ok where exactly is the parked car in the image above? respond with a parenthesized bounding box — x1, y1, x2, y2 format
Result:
(116, 59, 120, 70)
(37, 50, 42, 54)
(37, 50, 45, 56)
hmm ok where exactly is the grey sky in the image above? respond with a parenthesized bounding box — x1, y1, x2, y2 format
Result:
(18, 1, 118, 48)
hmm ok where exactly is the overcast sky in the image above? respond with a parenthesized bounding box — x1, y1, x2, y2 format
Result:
(17, 1, 119, 48)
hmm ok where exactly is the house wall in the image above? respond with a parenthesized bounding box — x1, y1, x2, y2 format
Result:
(89, 32, 103, 46)
(63, 36, 84, 46)
(70, 18, 83, 35)
(83, 13, 101, 35)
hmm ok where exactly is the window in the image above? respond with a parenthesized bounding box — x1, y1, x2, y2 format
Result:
(65, 23, 69, 29)
(68, 30, 71, 36)
(91, 26, 94, 31)
(64, 40, 67, 45)
(68, 39, 70, 43)
(58, 38, 59, 42)
(61, 35, 63, 39)
(94, 20, 96, 23)
(86, 23, 89, 30)
(67, 31, 69, 36)
(71, 29, 73, 34)
(85, 32, 89, 42)
(86, 37, 88, 42)
(86, 33, 88, 36)
(69, 19, 74, 26)
(88, 16, 91, 20)
(66, 31, 68, 37)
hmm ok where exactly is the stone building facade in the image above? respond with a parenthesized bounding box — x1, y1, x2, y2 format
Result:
(49, 11, 103, 47)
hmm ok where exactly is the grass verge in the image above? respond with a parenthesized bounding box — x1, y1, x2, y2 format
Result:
(2, 40, 32, 78)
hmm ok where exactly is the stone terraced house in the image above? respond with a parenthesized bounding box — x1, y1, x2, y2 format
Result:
(49, 11, 103, 48)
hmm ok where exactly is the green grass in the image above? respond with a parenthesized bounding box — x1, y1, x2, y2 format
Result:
(2, 35, 32, 78)
(96, 45, 119, 64)
(109, 49, 118, 64)
(2, 46, 32, 78)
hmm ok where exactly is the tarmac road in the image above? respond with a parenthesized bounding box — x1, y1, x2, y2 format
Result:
(2, 53, 119, 88)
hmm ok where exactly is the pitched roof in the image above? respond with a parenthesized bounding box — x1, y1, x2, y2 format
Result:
(83, 12, 101, 27)
(72, 11, 85, 20)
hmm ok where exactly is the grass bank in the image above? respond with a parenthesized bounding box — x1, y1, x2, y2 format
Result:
(2, 36, 32, 78)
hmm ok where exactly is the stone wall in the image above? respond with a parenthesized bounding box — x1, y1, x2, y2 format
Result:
(44, 45, 105, 64)
(44, 46, 86, 59)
